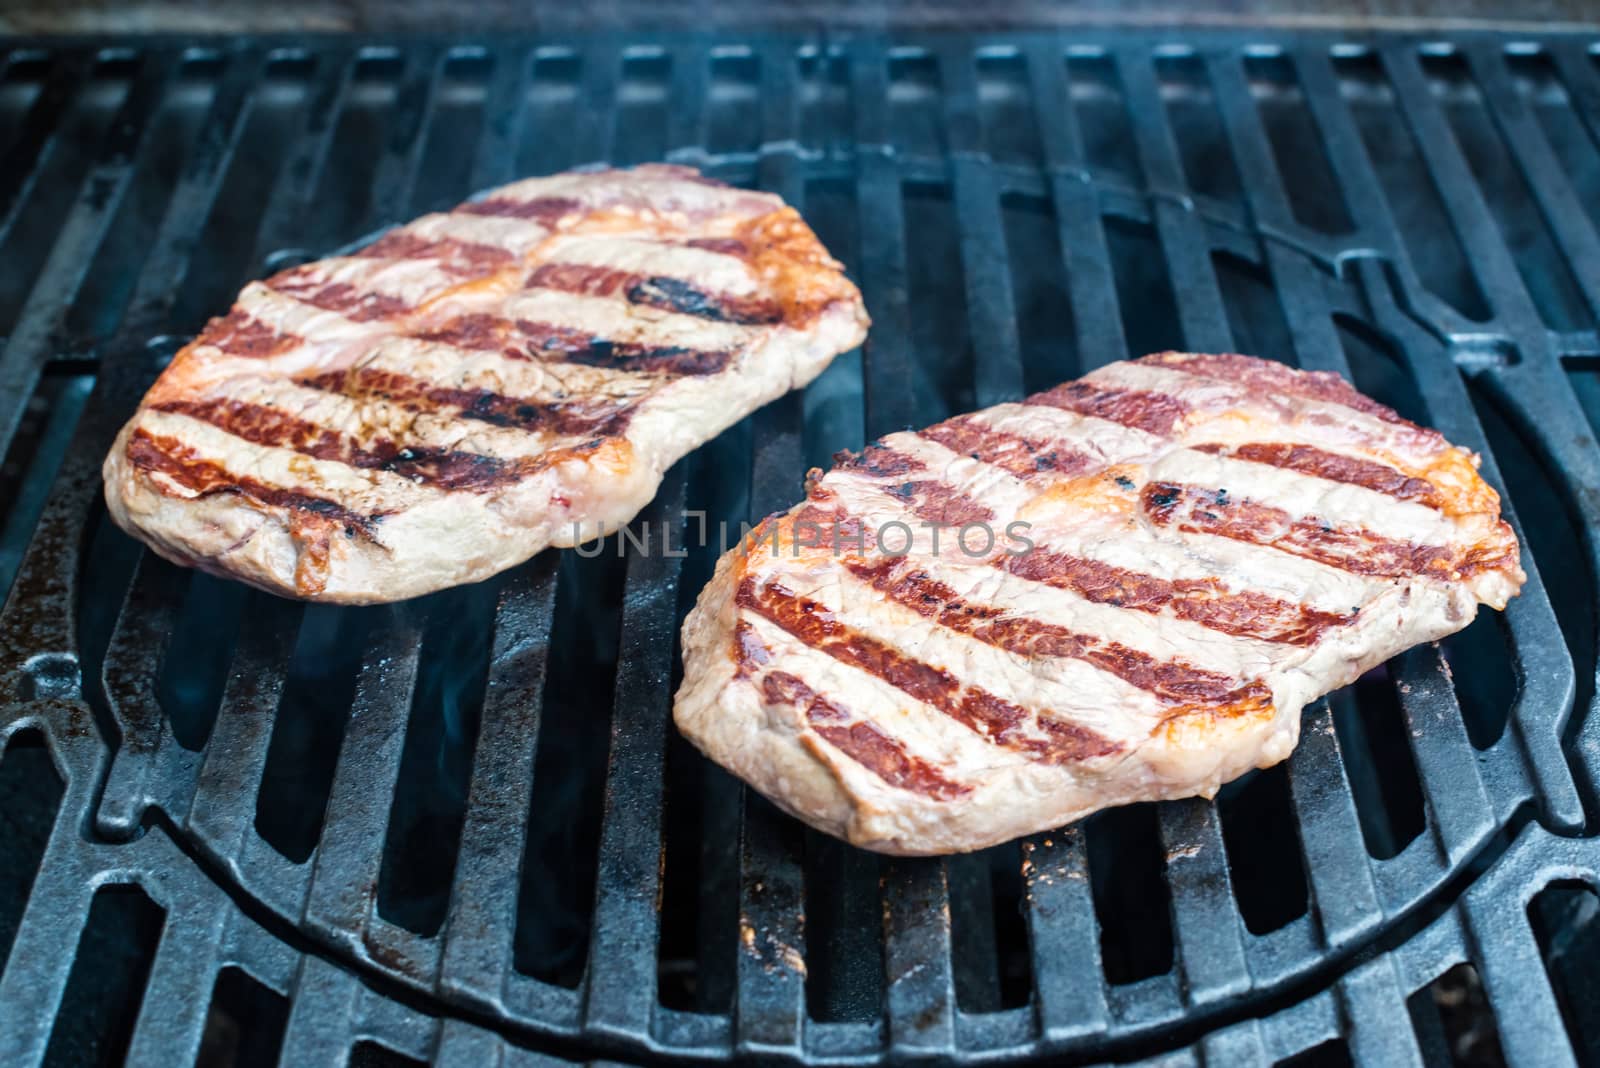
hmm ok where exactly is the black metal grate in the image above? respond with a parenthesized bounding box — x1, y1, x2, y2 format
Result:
(1, 27, 1599, 1067)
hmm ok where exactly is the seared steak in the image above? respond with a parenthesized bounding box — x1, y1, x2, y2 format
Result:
(675, 352, 1523, 855)
(103, 165, 868, 602)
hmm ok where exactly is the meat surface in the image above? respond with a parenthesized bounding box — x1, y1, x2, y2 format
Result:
(674, 352, 1523, 855)
(103, 165, 868, 602)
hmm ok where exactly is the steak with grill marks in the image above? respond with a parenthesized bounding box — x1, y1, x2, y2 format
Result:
(102, 165, 868, 602)
(674, 352, 1524, 855)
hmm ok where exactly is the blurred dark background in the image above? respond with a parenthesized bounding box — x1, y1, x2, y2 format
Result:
(0, 0, 1595, 35)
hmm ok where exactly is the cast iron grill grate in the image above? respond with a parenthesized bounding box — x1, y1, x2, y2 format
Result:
(0, 27, 1599, 1067)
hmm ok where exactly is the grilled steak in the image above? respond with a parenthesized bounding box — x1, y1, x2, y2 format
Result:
(675, 352, 1523, 855)
(103, 165, 868, 602)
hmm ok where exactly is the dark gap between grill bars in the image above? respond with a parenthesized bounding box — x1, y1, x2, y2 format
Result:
(1332, 50, 1492, 324)
(1242, 51, 1354, 237)
(1002, 190, 1076, 395)
(1529, 879, 1600, 1062)
(1421, 50, 1592, 335)
(1505, 50, 1600, 242)
(1406, 961, 1508, 1068)
(199, 966, 290, 1068)
(512, 545, 625, 987)
(42, 884, 165, 1068)
(1068, 51, 1142, 187)
(377, 580, 498, 937)
(1156, 52, 1244, 208)
(254, 605, 369, 864)
(1086, 801, 1174, 985)
(1105, 215, 1183, 361)
(1213, 250, 1295, 364)
(0, 56, 137, 337)
(0, 729, 63, 970)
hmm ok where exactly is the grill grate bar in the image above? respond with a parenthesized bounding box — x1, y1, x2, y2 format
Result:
(1284, 701, 1383, 949)
(366, 47, 447, 226)
(0, 842, 97, 1064)
(121, 901, 231, 1068)
(248, 48, 359, 273)
(1158, 801, 1251, 1006)
(733, 51, 810, 1056)
(303, 609, 427, 957)
(277, 954, 365, 1068)
(0, 51, 174, 457)
(882, 858, 957, 1056)
(1337, 959, 1425, 1067)
(470, 47, 533, 191)
(1464, 893, 1578, 1068)
(98, 553, 191, 836)
(1378, 45, 1544, 339)
(581, 469, 686, 1041)
(1464, 42, 1600, 325)
(1027, 43, 1127, 371)
(853, 44, 919, 433)
(1021, 829, 1111, 1042)
(1206, 49, 1298, 239)
(0, 51, 93, 244)
(187, 594, 304, 857)
(941, 45, 1026, 406)
(439, 560, 560, 1002)
(1116, 49, 1233, 354)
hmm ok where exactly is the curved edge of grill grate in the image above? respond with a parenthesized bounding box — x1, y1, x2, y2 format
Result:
(0, 28, 1599, 1068)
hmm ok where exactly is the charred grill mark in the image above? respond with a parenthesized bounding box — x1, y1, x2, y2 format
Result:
(1147, 352, 1438, 438)
(126, 429, 383, 537)
(267, 271, 413, 322)
(833, 443, 925, 479)
(411, 313, 520, 357)
(1026, 380, 1190, 437)
(1001, 548, 1354, 646)
(686, 236, 748, 256)
(921, 415, 1096, 480)
(456, 195, 582, 223)
(1194, 441, 1440, 507)
(512, 318, 732, 375)
(847, 558, 1271, 709)
(888, 480, 995, 527)
(355, 231, 516, 275)
(297, 366, 633, 438)
(1141, 480, 1460, 579)
(411, 308, 734, 377)
(833, 445, 994, 526)
(193, 309, 301, 358)
(526, 261, 783, 326)
(737, 577, 1121, 765)
(732, 620, 772, 675)
(760, 670, 972, 801)
(153, 398, 524, 491)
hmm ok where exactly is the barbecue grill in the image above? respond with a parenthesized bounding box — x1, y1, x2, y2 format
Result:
(2, 24, 1600, 1067)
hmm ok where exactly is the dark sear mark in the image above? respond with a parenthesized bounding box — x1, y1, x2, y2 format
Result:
(296, 366, 634, 438)
(921, 415, 1097, 480)
(153, 398, 525, 492)
(1026, 380, 1191, 437)
(126, 429, 383, 537)
(1193, 441, 1441, 508)
(354, 231, 516, 276)
(266, 272, 412, 322)
(736, 575, 1122, 765)
(759, 669, 973, 801)
(1149, 351, 1436, 437)
(456, 195, 582, 223)
(1001, 547, 1355, 646)
(847, 558, 1272, 710)
(194, 309, 301, 358)
(526, 261, 783, 326)
(1140, 480, 1469, 579)
(413, 312, 732, 376)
